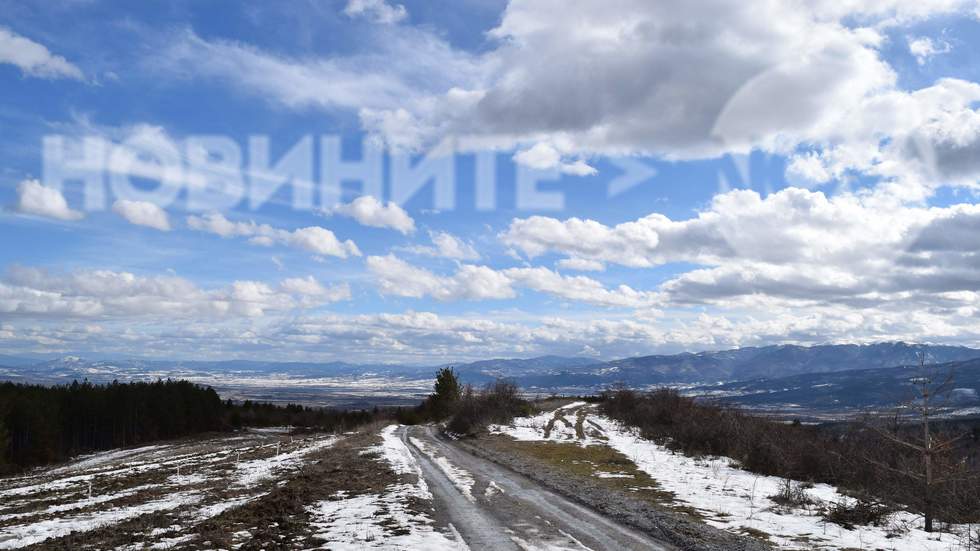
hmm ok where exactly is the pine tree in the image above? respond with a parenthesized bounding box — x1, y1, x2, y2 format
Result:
(0, 417, 9, 469)
(429, 367, 461, 421)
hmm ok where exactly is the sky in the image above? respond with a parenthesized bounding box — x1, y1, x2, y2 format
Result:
(3, 0, 980, 364)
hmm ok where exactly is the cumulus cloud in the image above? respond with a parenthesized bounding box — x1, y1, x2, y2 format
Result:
(404, 231, 480, 260)
(503, 186, 980, 313)
(14, 180, 84, 221)
(327, 195, 415, 234)
(513, 143, 596, 176)
(366, 254, 515, 301)
(0, 27, 83, 79)
(343, 0, 407, 24)
(280, 276, 352, 306)
(150, 0, 980, 196)
(781, 78, 980, 199)
(504, 266, 660, 308)
(11, 301, 980, 362)
(556, 258, 605, 272)
(186, 212, 361, 258)
(0, 266, 347, 320)
(366, 254, 658, 307)
(360, 0, 905, 161)
(112, 200, 171, 231)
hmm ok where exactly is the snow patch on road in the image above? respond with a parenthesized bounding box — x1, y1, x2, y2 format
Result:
(409, 436, 476, 502)
(484, 481, 504, 497)
(377, 425, 425, 479)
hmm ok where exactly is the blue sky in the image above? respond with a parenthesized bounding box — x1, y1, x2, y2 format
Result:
(3, 0, 980, 363)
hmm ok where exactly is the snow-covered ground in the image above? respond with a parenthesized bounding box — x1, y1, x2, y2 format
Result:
(306, 425, 467, 550)
(489, 400, 606, 446)
(492, 403, 977, 551)
(0, 431, 340, 549)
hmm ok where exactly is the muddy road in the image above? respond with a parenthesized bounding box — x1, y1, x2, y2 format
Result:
(400, 425, 673, 550)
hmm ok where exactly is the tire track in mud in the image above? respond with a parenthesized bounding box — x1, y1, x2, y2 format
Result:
(402, 425, 673, 550)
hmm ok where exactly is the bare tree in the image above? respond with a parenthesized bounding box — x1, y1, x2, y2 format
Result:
(865, 353, 969, 532)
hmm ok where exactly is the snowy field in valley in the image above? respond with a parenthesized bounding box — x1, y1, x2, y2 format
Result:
(0, 430, 340, 549)
(490, 403, 978, 551)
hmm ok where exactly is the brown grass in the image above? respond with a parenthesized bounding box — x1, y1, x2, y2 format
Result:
(485, 436, 704, 520)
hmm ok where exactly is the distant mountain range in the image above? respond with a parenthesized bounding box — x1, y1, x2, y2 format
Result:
(690, 358, 980, 416)
(436, 342, 980, 390)
(2, 342, 979, 389)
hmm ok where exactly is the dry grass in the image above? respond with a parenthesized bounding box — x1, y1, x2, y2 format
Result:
(486, 436, 704, 520)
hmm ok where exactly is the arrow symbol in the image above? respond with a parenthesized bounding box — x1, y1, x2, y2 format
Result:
(607, 158, 657, 198)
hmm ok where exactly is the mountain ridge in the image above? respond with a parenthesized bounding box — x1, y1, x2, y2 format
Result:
(6, 342, 980, 389)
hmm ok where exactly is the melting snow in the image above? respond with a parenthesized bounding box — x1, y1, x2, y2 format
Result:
(493, 403, 976, 550)
(0, 431, 342, 549)
(307, 425, 466, 550)
(232, 435, 339, 487)
(0, 492, 201, 549)
(409, 436, 476, 502)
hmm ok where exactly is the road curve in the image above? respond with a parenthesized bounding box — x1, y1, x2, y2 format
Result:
(399, 425, 673, 551)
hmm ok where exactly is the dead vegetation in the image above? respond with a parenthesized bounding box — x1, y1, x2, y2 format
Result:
(600, 387, 980, 529)
(190, 424, 399, 550)
(10, 427, 399, 550)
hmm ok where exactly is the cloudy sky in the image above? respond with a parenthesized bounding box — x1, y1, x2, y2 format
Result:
(3, 0, 980, 363)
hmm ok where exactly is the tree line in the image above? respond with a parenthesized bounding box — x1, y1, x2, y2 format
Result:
(396, 367, 532, 434)
(0, 379, 385, 473)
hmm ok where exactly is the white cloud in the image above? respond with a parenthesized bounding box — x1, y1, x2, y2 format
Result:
(502, 185, 980, 314)
(0, 266, 346, 320)
(112, 200, 171, 231)
(328, 195, 416, 234)
(14, 180, 84, 221)
(503, 266, 659, 308)
(781, 78, 980, 199)
(557, 258, 605, 272)
(405, 231, 480, 260)
(280, 276, 351, 302)
(186, 212, 361, 258)
(149, 1, 980, 197)
(908, 36, 951, 64)
(513, 143, 596, 176)
(366, 254, 515, 301)
(360, 0, 903, 160)
(289, 226, 362, 257)
(14, 301, 979, 363)
(366, 254, 657, 307)
(344, 0, 407, 24)
(431, 231, 480, 260)
(0, 27, 83, 80)
(157, 28, 479, 118)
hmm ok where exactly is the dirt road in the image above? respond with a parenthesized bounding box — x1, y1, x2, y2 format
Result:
(400, 425, 673, 550)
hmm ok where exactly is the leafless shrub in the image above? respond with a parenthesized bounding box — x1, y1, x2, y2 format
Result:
(599, 386, 980, 528)
(769, 479, 815, 508)
(823, 497, 893, 529)
(447, 379, 530, 436)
